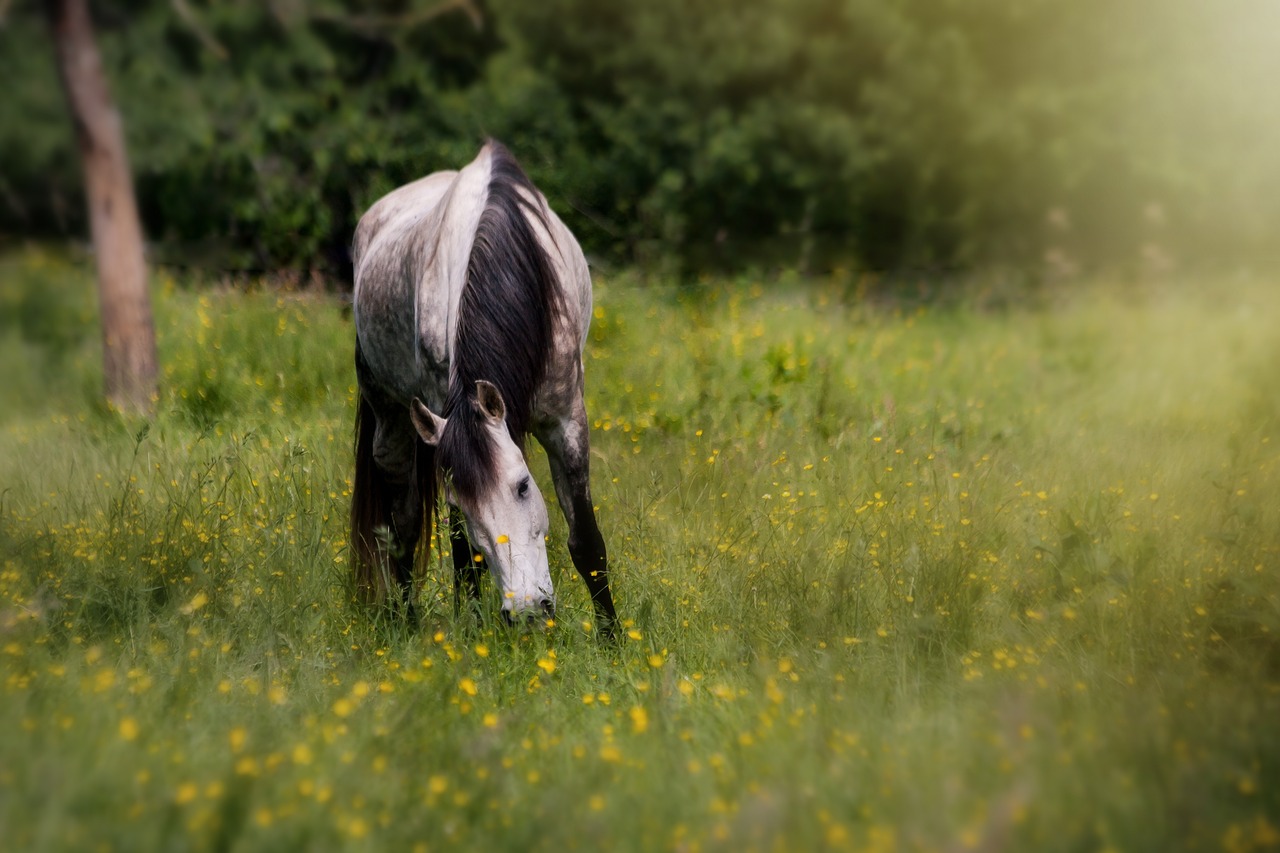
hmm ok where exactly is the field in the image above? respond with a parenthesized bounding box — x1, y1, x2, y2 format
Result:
(1, 249, 1278, 851)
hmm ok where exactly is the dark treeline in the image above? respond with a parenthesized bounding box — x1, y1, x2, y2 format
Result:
(3, 0, 1278, 282)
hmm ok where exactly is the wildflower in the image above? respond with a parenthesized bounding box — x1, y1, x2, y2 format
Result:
(459, 678, 478, 696)
(92, 668, 116, 693)
(630, 706, 649, 734)
(180, 591, 209, 614)
(119, 717, 139, 741)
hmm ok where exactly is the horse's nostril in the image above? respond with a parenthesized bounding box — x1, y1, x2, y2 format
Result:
(538, 598, 555, 615)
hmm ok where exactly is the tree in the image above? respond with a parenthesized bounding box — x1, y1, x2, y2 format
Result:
(47, 0, 157, 415)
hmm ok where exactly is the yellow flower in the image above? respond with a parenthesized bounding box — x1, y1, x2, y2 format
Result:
(536, 658, 556, 674)
(119, 717, 139, 741)
(459, 677, 478, 696)
(180, 591, 208, 614)
(92, 668, 116, 693)
(629, 706, 649, 734)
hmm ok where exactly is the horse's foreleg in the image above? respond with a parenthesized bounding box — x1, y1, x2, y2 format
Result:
(539, 410, 618, 637)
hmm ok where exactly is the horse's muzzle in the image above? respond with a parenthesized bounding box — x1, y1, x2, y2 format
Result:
(501, 597, 555, 627)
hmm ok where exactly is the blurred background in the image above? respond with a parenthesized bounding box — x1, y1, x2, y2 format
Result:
(2, 0, 1278, 286)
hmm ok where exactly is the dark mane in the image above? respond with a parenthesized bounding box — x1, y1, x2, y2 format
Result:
(438, 141, 560, 503)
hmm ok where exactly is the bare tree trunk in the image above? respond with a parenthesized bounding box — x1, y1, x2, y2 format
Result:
(48, 0, 158, 415)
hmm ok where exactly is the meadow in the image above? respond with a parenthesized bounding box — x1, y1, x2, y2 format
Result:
(1, 248, 1277, 851)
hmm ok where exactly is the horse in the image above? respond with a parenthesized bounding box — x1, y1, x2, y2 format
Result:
(349, 140, 618, 634)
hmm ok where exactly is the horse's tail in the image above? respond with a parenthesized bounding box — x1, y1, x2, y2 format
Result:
(351, 389, 439, 605)
(351, 390, 387, 603)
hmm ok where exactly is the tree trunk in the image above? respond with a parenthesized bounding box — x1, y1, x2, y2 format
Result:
(48, 0, 158, 416)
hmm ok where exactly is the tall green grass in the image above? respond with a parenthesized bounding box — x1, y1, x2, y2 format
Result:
(1, 249, 1277, 851)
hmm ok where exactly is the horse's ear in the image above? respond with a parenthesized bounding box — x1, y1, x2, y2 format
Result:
(474, 380, 506, 425)
(410, 398, 445, 446)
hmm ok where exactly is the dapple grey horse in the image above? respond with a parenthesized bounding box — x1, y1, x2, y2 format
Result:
(350, 140, 617, 633)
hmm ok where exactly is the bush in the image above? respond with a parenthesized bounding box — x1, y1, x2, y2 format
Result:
(2, 0, 1277, 279)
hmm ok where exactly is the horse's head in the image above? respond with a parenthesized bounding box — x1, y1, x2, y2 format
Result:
(410, 381, 554, 622)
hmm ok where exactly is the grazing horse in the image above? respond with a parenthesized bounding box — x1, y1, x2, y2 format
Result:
(350, 140, 617, 633)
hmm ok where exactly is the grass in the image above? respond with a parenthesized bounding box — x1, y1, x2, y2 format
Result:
(1, 248, 1278, 851)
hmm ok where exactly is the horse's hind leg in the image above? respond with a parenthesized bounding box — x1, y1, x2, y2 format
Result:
(449, 506, 484, 612)
(371, 409, 424, 615)
(386, 451, 424, 619)
(537, 405, 618, 636)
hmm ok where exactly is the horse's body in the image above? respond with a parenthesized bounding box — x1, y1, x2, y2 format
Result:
(350, 141, 616, 630)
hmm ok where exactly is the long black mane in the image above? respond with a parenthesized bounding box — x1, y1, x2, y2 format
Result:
(437, 141, 561, 503)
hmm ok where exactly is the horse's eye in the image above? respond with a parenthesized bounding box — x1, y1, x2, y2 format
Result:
(517, 477, 530, 499)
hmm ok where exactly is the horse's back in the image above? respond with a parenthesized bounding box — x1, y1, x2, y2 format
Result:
(353, 171, 457, 274)
(353, 165, 480, 409)
(353, 143, 593, 415)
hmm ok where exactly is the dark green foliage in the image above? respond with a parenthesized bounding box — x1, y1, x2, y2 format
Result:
(3, 0, 1278, 277)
